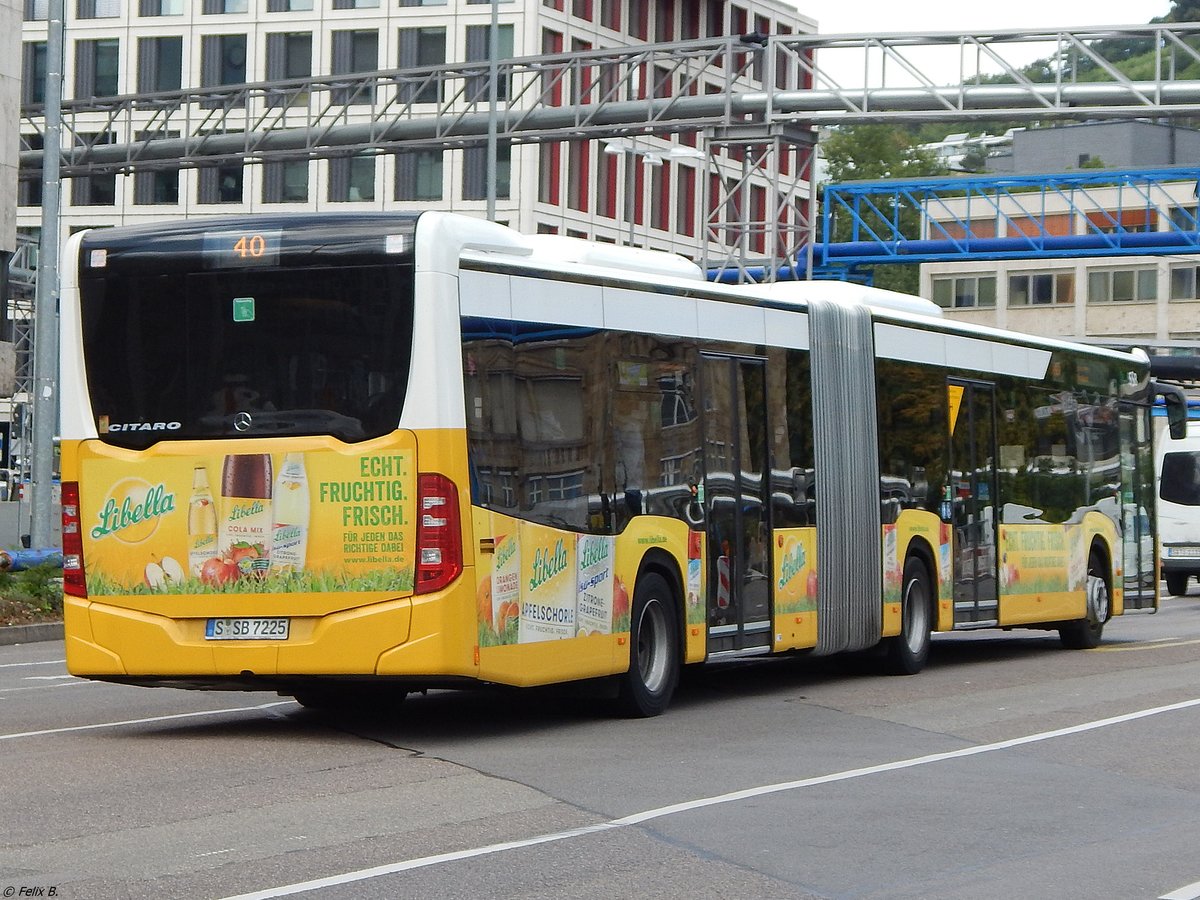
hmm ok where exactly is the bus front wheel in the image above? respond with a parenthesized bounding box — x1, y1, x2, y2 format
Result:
(1060, 552, 1109, 650)
(884, 557, 933, 675)
(616, 572, 680, 717)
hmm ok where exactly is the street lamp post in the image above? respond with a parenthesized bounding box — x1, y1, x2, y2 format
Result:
(30, 0, 65, 549)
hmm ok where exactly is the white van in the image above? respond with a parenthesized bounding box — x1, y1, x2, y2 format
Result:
(1157, 420, 1200, 597)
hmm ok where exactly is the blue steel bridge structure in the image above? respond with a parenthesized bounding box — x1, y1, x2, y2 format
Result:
(816, 167, 1200, 276)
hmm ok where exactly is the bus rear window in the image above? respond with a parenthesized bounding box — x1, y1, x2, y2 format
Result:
(80, 264, 414, 447)
(1161, 451, 1200, 506)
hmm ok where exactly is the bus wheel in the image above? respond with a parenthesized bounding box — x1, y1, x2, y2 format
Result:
(1060, 553, 1109, 650)
(884, 557, 932, 675)
(616, 572, 680, 717)
(1166, 573, 1190, 597)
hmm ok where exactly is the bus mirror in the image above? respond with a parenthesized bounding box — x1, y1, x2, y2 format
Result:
(1154, 381, 1189, 440)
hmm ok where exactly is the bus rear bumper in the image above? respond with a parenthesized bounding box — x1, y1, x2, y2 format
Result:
(65, 595, 423, 682)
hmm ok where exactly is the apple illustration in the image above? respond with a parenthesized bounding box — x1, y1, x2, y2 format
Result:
(613, 577, 630, 621)
(144, 555, 185, 590)
(200, 556, 238, 587)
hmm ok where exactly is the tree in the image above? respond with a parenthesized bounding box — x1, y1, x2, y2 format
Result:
(958, 142, 990, 174)
(819, 125, 947, 293)
(821, 124, 944, 183)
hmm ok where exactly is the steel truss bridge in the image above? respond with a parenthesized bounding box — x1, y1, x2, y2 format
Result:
(17, 23, 1200, 274)
(11, 23, 1200, 455)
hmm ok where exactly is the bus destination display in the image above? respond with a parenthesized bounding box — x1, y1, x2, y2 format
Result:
(202, 230, 282, 268)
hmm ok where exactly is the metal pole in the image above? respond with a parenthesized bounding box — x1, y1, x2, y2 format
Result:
(626, 138, 636, 246)
(30, 0, 64, 549)
(806, 137, 818, 280)
(485, 0, 499, 221)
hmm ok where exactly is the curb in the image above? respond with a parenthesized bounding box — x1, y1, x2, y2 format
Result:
(0, 622, 65, 646)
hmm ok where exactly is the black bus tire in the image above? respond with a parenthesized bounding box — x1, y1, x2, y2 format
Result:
(616, 572, 680, 717)
(1060, 552, 1109, 650)
(884, 557, 933, 675)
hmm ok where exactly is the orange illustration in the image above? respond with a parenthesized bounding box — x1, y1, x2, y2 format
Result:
(476, 575, 494, 630)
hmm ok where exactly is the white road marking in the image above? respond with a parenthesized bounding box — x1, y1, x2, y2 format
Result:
(1161, 878, 1200, 900)
(0, 700, 295, 741)
(0, 658, 67, 668)
(24, 675, 77, 681)
(0, 680, 100, 695)
(220, 696, 1200, 900)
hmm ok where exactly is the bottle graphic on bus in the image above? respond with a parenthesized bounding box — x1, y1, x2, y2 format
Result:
(218, 453, 273, 580)
(272, 451, 310, 573)
(187, 465, 218, 577)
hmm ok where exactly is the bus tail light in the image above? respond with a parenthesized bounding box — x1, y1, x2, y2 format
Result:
(415, 473, 462, 594)
(61, 482, 88, 598)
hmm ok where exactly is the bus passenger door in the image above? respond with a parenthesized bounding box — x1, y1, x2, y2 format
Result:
(700, 355, 772, 654)
(949, 380, 1000, 625)
(1119, 403, 1156, 609)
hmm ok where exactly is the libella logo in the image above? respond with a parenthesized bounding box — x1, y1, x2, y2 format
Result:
(90, 477, 177, 544)
(777, 537, 807, 592)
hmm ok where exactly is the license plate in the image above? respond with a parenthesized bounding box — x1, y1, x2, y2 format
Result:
(1167, 546, 1200, 559)
(205, 617, 290, 640)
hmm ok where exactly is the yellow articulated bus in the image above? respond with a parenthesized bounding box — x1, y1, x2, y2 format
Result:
(58, 212, 1183, 716)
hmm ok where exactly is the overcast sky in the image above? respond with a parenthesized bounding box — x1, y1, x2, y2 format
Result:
(806, 0, 1172, 34)
(796, 0, 1174, 86)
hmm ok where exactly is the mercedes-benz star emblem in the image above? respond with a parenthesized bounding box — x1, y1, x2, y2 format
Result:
(233, 411, 253, 432)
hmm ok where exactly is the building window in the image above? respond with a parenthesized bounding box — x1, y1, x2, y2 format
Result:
(77, 0, 120, 17)
(333, 0, 380, 7)
(139, 0, 185, 14)
(134, 170, 180, 205)
(18, 135, 43, 206)
(1169, 206, 1198, 231)
(198, 165, 244, 204)
(267, 32, 312, 79)
(398, 26, 446, 103)
(1008, 272, 1073, 306)
(202, 0, 249, 12)
(1170, 264, 1200, 300)
(572, 0, 593, 20)
(331, 30, 379, 104)
(329, 155, 376, 202)
(463, 144, 511, 201)
(263, 160, 309, 203)
(567, 141, 589, 211)
(137, 36, 183, 93)
(71, 138, 118, 207)
(22, 42, 47, 105)
(931, 275, 997, 309)
(398, 0, 449, 6)
(75, 38, 120, 99)
(24, 0, 49, 20)
(266, 0, 313, 9)
(394, 149, 442, 201)
(265, 32, 312, 106)
(539, 143, 561, 205)
(465, 24, 514, 101)
(1088, 267, 1157, 303)
(597, 150, 617, 218)
(705, 1, 724, 37)
(201, 34, 248, 106)
(676, 165, 696, 237)
(600, 0, 620, 30)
